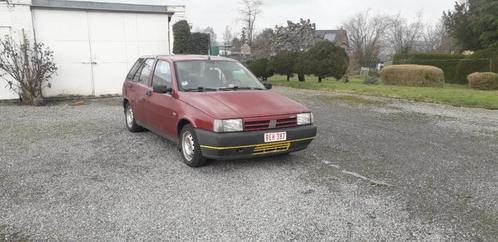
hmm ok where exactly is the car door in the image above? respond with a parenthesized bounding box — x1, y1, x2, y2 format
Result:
(145, 59, 178, 139)
(130, 58, 155, 126)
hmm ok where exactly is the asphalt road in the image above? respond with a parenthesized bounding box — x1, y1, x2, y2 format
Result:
(1, 87, 497, 241)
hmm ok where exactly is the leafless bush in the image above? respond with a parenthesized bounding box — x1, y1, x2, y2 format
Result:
(0, 33, 57, 104)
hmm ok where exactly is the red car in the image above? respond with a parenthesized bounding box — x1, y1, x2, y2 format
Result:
(122, 55, 317, 167)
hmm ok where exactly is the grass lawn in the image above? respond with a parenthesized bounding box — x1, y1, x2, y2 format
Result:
(268, 75, 498, 109)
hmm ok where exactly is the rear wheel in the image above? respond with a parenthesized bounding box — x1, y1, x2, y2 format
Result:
(180, 124, 207, 167)
(124, 102, 143, 132)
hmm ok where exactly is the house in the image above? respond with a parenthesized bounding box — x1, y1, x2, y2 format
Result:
(0, 0, 185, 100)
(315, 29, 349, 49)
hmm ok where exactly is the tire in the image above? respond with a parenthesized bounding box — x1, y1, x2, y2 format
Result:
(124, 102, 143, 132)
(180, 124, 208, 167)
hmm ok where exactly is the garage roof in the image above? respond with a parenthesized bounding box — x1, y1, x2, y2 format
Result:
(31, 0, 175, 15)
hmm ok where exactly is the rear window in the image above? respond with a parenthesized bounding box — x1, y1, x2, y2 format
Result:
(126, 58, 144, 80)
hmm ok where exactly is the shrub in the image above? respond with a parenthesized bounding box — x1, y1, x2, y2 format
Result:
(306, 41, 349, 82)
(248, 58, 274, 80)
(173, 20, 191, 54)
(380, 64, 444, 87)
(272, 51, 297, 81)
(454, 58, 490, 84)
(188, 32, 209, 55)
(0, 34, 57, 105)
(472, 48, 498, 72)
(394, 51, 497, 85)
(453, 48, 497, 84)
(293, 51, 312, 82)
(467, 72, 498, 90)
(393, 52, 464, 84)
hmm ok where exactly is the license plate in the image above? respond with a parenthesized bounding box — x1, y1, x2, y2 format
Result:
(264, 132, 287, 143)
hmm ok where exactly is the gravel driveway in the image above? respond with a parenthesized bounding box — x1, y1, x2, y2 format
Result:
(1, 87, 497, 241)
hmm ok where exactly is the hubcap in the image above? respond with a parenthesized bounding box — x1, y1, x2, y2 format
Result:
(126, 105, 134, 128)
(182, 131, 195, 161)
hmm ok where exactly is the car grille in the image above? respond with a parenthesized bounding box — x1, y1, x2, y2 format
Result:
(253, 141, 291, 154)
(243, 116, 298, 131)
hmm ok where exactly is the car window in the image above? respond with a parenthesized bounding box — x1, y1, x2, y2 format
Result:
(152, 60, 172, 87)
(136, 59, 154, 85)
(175, 60, 265, 91)
(126, 58, 144, 80)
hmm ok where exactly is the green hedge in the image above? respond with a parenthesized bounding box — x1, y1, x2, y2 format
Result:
(393, 51, 496, 84)
(248, 58, 274, 80)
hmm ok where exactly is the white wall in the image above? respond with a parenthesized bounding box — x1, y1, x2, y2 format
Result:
(0, 0, 34, 100)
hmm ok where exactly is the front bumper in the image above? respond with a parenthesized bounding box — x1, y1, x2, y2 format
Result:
(195, 125, 317, 160)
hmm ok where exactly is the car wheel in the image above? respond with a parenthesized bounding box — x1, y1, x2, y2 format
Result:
(124, 102, 143, 132)
(180, 124, 207, 167)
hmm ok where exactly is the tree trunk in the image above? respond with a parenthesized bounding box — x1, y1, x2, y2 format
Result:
(20, 91, 34, 105)
(318, 76, 322, 82)
(298, 73, 305, 82)
(286, 75, 290, 81)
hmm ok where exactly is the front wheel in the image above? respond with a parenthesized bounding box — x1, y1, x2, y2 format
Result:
(180, 124, 208, 167)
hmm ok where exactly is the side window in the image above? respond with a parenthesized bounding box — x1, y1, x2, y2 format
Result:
(136, 59, 154, 85)
(152, 60, 172, 87)
(126, 58, 144, 80)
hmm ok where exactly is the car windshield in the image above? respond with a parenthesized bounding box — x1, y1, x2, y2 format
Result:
(175, 60, 265, 91)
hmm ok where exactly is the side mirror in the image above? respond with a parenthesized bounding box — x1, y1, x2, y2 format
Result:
(153, 85, 172, 94)
(263, 83, 272, 90)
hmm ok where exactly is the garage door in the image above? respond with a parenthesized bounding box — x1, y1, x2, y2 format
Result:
(32, 9, 170, 97)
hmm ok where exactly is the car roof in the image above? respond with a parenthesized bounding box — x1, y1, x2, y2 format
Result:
(140, 55, 237, 62)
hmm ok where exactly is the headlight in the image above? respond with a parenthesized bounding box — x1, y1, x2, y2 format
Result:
(213, 119, 243, 132)
(297, 113, 313, 125)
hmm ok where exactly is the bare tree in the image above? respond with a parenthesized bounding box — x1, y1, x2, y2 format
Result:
(422, 19, 455, 52)
(251, 28, 274, 58)
(223, 26, 233, 46)
(238, 0, 263, 47)
(222, 26, 233, 56)
(387, 13, 424, 54)
(342, 11, 391, 69)
(202, 26, 217, 45)
(0, 34, 57, 105)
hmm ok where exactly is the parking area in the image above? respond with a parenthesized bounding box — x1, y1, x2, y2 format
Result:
(1, 87, 497, 241)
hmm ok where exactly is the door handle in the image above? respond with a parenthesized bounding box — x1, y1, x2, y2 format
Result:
(145, 90, 152, 96)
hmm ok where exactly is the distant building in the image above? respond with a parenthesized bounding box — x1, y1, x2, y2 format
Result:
(315, 29, 349, 49)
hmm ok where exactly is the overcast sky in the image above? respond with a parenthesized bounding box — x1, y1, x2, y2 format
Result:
(90, 0, 457, 41)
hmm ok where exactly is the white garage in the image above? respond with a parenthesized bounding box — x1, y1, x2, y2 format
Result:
(0, 0, 185, 100)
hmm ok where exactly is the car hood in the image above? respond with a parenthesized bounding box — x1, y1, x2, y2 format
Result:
(180, 90, 310, 119)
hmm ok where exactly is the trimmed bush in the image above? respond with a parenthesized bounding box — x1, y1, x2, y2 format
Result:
(188, 32, 209, 55)
(248, 58, 274, 80)
(306, 41, 349, 82)
(173, 20, 191, 54)
(273, 51, 297, 81)
(467, 72, 498, 90)
(394, 53, 464, 84)
(380, 65, 444, 87)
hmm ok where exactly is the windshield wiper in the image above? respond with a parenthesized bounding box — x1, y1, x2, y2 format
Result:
(218, 86, 254, 91)
(184, 87, 217, 92)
